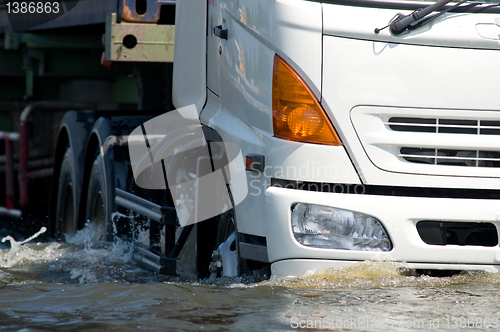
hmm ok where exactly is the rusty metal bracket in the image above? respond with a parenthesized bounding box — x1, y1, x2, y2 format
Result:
(105, 13, 174, 62)
(119, 0, 159, 23)
(118, 0, 176, 23)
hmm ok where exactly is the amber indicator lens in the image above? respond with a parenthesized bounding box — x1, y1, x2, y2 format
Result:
(272, 55, 341, 146)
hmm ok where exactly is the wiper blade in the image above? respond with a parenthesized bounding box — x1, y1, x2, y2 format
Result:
(375, 0, 467, 35)
(390, 0, 455, 34)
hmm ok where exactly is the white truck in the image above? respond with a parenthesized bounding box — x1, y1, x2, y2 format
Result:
(0, 0, 499, 278)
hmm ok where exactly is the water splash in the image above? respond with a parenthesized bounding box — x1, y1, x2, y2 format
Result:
(263, 260, 500, 289)
(111, 211, 149, 246)
(111, 211, 127, 236)
(0, 222, 157, 284)
(57, 222, 136, 283)
(65, 222, 104, 247)
(1, 227, 47, 267)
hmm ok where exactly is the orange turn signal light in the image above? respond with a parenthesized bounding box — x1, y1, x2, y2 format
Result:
(272, 55, 341, 146)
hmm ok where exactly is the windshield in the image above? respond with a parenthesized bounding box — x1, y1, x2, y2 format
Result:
(316, 0, 500, 12)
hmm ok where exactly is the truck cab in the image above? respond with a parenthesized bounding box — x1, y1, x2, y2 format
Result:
(188, 0, 500, 276)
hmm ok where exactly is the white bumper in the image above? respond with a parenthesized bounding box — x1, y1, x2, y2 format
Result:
(265, 186, 500, 277)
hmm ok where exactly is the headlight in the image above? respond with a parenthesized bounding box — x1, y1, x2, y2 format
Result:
(291, 203, 392, 251)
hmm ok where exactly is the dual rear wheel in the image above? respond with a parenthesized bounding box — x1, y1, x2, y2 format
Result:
(54, 147, 108, 242)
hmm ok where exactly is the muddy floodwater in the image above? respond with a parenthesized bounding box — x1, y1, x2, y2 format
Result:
(1, 224, 499, 331)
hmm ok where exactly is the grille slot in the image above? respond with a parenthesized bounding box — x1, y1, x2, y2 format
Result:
(417, 221, 498, 246)
(388, 117, 500, 135)
(399, 147, 500, 167)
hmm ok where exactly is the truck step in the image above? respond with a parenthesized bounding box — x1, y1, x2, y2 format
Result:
(133, 243, 177, 275)
(115, 188, 176, 224)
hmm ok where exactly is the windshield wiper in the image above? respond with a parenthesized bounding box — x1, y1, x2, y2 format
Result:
(375, 0, 468, 35)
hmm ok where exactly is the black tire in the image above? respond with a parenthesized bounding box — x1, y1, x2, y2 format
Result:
(215, 208, 244, 276)
(84, 154, 111, 242)
(54, 147, 77, 240)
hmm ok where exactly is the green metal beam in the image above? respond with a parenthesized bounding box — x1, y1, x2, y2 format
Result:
(3, 28, 103, 50)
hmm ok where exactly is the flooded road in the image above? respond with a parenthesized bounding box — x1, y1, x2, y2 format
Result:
(1, 224, 499, 331)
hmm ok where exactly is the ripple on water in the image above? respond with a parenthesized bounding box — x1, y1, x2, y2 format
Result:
(1, 225, 500, 331)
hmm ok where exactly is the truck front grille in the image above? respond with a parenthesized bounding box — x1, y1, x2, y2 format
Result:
(350, 106, 500, 178)
(388, 117, 500, 136)
(389, 117, 500, 168)
(399, 147, 500, 168)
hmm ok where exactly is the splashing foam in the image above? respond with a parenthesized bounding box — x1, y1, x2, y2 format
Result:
(65, 221, 103, 246)
(61, 222, 135, 283)
(1, 227, 49, 267)
(263, 260, 500, 289)
(0, 223, 138, 284)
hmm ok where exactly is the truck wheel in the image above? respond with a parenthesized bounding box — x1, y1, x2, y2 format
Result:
(54, 147, 77, 240)
(84, 154, 110, 242)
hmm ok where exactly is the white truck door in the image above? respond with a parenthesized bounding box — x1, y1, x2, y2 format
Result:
(207, 0, 222, 96)
(172, 0, 207, 112)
